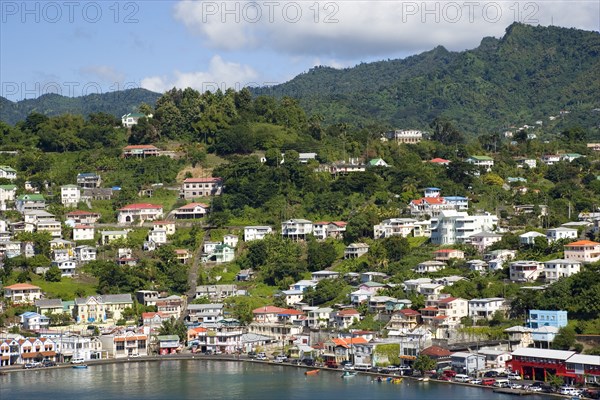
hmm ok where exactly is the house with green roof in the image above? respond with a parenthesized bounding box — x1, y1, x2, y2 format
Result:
(0, 165, 17, 180)
(368, 158, 390, 167)
(15, 194, 46, 213)
(466, 155, 494, 174)
(0, 184, 17, 210)
(121, 112, 148, 128)
(561, 153, 583, 162)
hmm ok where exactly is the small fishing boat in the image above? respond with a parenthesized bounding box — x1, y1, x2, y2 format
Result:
(72, 364, 88, 369)
(305, 369, 320, 376)
(341, 370, 357, 378)
(418, 377, 430, 382)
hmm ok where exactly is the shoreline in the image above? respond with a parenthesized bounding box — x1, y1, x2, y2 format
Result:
(0, 354, 580, 399)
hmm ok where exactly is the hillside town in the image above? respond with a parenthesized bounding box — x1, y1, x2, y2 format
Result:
(1, 112, 600, 397)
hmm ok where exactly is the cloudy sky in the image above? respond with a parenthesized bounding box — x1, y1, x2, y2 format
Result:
(1, 1, 598, 101)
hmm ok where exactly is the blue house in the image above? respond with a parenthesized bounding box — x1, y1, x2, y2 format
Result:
(528, 310, 568, 329)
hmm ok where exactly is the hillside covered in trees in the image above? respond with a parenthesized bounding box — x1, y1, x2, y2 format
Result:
(253, 23, 600, 134)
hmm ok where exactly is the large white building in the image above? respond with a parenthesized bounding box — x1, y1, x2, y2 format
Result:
(374, 218, 430, 238)
(546, 227, 577, 242)
(60, 184, 80, 207)
(0, 184, 17, 210)
(430, 211, 499, 245)
(509, 260, 544, 282)
(543, 259, 581, 283)
(0, 166, 17, 180)
(180, 177, 223, 200)
(384, 129, 423, 144)
(244, 226, 273, 241)
(468, 298, 507, 321)
(281, 219, 313, 240)
(118, 203, 163, 224)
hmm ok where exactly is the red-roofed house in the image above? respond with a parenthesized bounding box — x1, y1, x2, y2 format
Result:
(429, 158, 451, 165)
(180, 177, 223, 200)
(332, 309, 361, 329)
(325, 337, 370, 364)
(174, 202, 209, 219)
(409, 197, 454, 217)
(187, 326, 208, 343)
(564, 240, 600, 263)
(420, 295, 467, 336)
(313, 221, 347, 240)
(420, 345, 452, 367)
(252, 306, 287, 324)
(4, 283, 42, 304)
(118, 203, 163, 224)
(122, 144, 160, 158)
(73, 225, 94, 241)
(66, 210, 100, 224)
(142, 311, 170, 327)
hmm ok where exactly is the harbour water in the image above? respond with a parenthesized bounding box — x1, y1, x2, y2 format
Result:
(1, 360, 554, 400)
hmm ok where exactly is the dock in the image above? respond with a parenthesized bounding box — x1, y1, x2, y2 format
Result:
(493, 388, 532, 396)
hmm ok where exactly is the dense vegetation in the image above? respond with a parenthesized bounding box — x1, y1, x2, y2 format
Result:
(254, 23, 600, 135)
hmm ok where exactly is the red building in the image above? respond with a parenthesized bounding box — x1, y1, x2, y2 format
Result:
(565, 354, 600, 385)
(507, 348, 575, 382)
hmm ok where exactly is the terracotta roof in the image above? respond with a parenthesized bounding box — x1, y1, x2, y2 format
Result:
(123, 145, 158, 150)
(331, 221, 347, 227)
(399, 309, 421, 316)
(420, 345, 451, 358)
(565, 240, 600, 246)
(66, 210, 100, 216)
(331, 337, 368, 348)
(435, 249, 459, 253)
(430, 158, 450, 163)
(21, 351, 56, 359)
(178, 202, 209, 210)
(153, 220, 174, 225)
(74, 225, 93, 229)
(438, 297, 458, 304)
(189, 327, 208, 333)
(119, 203, 162, 210)
(337, 309, 360, 316)
(279, 309, 304, 316)
(433, 315, 447, 320)
(252, 306, 286, 314)
(4, 283, 41, 290)
(419, 306, 438, 311)
(142, 312, 168, 319)
(183, 177, 222, 183)
(411, 197, 446, 205)
(114, 335, 147, 342)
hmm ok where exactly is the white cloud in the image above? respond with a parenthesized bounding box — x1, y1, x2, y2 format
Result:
(172, 0, 600, 58)
(79, 65, 125, 83)
(141, 55, 259, 93)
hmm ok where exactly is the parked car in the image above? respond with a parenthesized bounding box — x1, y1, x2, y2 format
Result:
(274, 354, 288, 363)
(71, 357, 85, 364)
(343, 363, 354, 370)
(484, 371, 499, 378)
(471, 379, 482, 385)
(526, 386, 542, 392)
(507, 373, 522, 380)
(291, 359, 301, 365)
(23, 363, 37, 369)
(256, 352, 268, 361)
(301, 358, 314, 366)
(508, 383, 522, 389)
(454, 374, 471, 383)
(443, 370, 457, 378)
(325, 360, 339, 368)
(482, 378, 496, 386)
(42, 360, 56, 367)
(247, 351, 257, 359)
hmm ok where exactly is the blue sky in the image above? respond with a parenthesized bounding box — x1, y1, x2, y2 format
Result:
(1, 1, 599, 101)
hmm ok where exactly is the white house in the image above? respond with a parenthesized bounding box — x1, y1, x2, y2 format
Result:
(153, 221, 176, 236)
(0, 165, 17, 180)
(384, 129, 423, 144)
(414, 260, 446, 274)
(60, 184, 80, 207)
(223, 234, 238, 248)
(541, 154, 561, 165)
(277, 290, 304, 306)
(73, 225, 94, 241)
(519, 231, 547, 246)
(543, 259, 581, 283)
(430, 211, 498, 245)
(468, 298, 507, 321)
(180, 177, 223, 200)
(148, 228, 167, 246)
(509, 260, 544, 282)
(546, 227, 578, 242)
(173, 202, 209, 219)
(52, 260, 77, 277)
(564, 240, 600, 263)
(74, 245, 97, 263)
(20, 311, 50, 331)
(0, 184, 17, 210)
(3, 283, 42, 304)
(466, 155, 494, 173)
(373, 218, 425, 238)
(121, 112, 146, 127)
(281, 219, 313, 240)
(35, 220, 62, 238)
(244, 226, 272, 241)
(312, 221, 347, 240)
(468, 231, 503, 253)
(118, 203, 163, 224)
(344, 243, 369, 258)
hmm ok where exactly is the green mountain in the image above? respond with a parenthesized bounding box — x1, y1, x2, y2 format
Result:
(0, 88, 161, 125)
(253, 23, 600, 134)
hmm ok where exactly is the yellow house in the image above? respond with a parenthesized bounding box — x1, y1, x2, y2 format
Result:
(73, 294, 133, 323)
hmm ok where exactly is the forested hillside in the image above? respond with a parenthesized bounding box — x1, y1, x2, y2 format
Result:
(253, 23, 600, 134)
(0, 88, 161, 125)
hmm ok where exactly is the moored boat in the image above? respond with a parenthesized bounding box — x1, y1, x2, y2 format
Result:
(72, 365, 88, 369)
(341, 370, 357, 378)
(305, 369, 320, 376)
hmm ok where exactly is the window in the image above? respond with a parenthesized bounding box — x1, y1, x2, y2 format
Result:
(116, 342, 125, 351)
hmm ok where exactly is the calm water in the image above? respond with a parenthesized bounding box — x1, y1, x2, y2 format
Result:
(1, 360, 553, 400)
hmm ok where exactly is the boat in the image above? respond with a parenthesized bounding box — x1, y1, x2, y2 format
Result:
(418, 377, 430, 382)
(341, 371, 357, 378)
(391, 378, 403, 384)
(72, 364, 88, 369)
(305, 369, 320, 376)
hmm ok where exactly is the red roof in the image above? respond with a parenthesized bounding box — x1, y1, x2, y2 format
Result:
(183, 177, 222, 183)
(337, 309, 360, 316)
(123, 145, 158, 150)
(279, 309, 304, 316)
(399, 309, 421, 316)
(410, 197, 446, 205)
(119, 203, 163, 211)
(189, 327, 208, 333)
(565, 240, 600, 247)
(178, 202, 209, 210)
(4, 283, 40, 290)
(430, 158, 450, 163)
(253, 306, 286, 314)
(74, 225, 93, 229)
(438, 297, 458, 304)
(142, 312, 168, 319)
(153, 220, 174, 225)
(420, 306, 438, 311)
(66, 210, 99, 216)
(331, 337, 368, 348)
(421, 345, 452, 357)
(433, 315, 447, 320)
(435, 249, 458, 253)
(331, 221, 347, 227)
